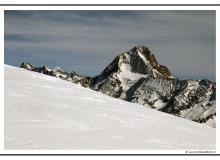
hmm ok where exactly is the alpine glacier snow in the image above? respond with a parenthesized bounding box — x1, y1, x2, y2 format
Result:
(5, 65, 215, 149)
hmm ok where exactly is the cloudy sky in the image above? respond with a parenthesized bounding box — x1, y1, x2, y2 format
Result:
(4, 10, 215, 80)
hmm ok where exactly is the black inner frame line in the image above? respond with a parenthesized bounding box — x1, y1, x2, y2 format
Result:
(0, 4, 220, 6)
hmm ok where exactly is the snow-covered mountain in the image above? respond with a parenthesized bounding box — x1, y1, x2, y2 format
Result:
(4, 65, 215, 149)
(92, 46, 216, 127)
(92, 45, 175, 97)
(20, 45, 216, 127)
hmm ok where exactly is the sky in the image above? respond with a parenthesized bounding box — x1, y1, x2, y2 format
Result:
(4, 10, 216, 81)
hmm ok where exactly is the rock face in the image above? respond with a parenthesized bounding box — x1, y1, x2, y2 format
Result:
(92, 46, 175, 98)
(20, 45, 216, 127)
(162, 79, 216, 127)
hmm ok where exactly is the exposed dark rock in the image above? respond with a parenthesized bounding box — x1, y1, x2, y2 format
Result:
(20, 63, 93, 88)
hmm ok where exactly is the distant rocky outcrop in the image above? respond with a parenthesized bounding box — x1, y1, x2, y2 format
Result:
(20, 45, 216, 127)
(20, 63, 93, 88)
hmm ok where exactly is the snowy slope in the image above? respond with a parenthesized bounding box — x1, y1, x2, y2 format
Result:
(4, 65, 215, 150)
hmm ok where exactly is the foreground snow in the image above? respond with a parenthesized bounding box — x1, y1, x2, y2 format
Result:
(4, 65, 215, 150)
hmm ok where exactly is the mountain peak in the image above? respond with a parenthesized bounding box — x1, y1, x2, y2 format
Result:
(104, 45, 175, 79)
(92, 45, 176, 99)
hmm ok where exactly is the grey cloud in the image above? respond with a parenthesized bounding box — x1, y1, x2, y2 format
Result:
(4, 10, 215, 80)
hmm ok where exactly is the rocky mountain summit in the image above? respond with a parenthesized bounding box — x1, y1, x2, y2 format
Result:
(20, 45, 216, 127)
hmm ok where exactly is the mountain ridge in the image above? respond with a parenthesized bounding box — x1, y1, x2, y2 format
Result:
(19, 45, 216, 127)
